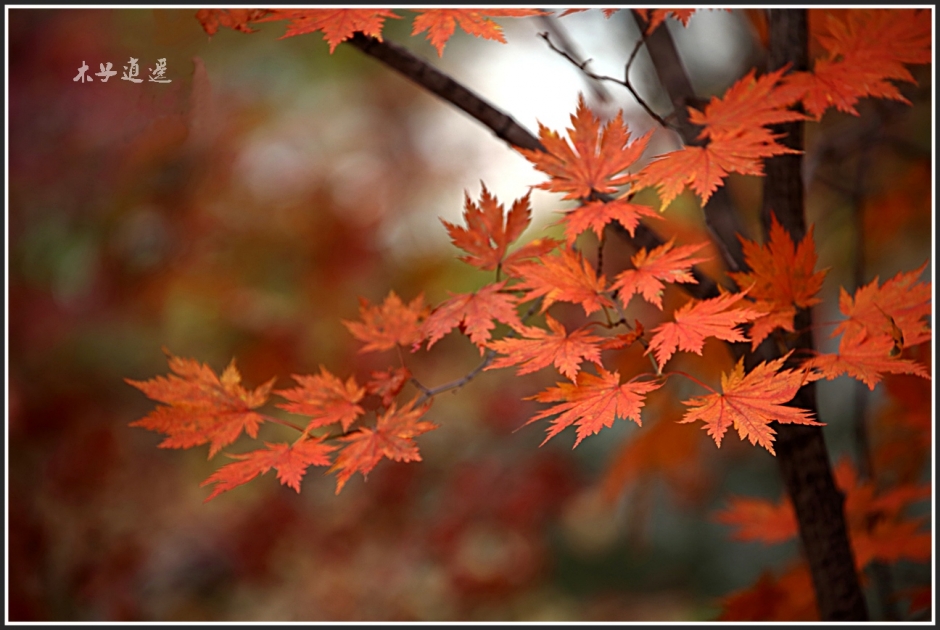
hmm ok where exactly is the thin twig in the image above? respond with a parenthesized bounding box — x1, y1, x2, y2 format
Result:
(538, 31, 671, 128)
(536, 13, 612, 104)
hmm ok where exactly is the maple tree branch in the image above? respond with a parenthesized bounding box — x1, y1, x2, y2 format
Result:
(258, 413, 306, 434)
(538, 31, 671, 129)
(631, 9, 749, 273)
(535, 13, 613, 104)
(757, 10, 868, 621)
(344, 32, 722, 302)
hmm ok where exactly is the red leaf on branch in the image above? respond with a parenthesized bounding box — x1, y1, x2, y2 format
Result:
(422, 281, 522, 352)
(647, 292, 761, 366)
(196, 9, 270, 36)
(411, 9, 545, 56)
(513, 248, 613, 316)
(127, 351, 275, 459)
(258, 9, 400, 51)
(200, 437, 336, 501)
(442, 185, 546, 272)
(519, 94, 653, 200)
(275, 368, 365, 432)
(366, 366, 412, 407)
(679, 354, 822, 454)
(329, 398, 436, 493)
(635, 9, 698, 33)
(486, 314, 603, 381)
(526, 369, 662, 446)
(557, 197, 662, 245)
(730, 213, 828, 348)
(804, 330, 930, 390)
(343, 291, 428, 353)
(612, 238, 711, 309)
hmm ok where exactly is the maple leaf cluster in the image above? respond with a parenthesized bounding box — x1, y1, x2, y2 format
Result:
(129, 9, 930, 510)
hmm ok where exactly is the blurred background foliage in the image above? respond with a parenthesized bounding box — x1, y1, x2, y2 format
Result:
(7, 8, 931, 621)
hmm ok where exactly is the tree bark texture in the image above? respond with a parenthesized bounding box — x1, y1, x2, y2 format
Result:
(760, 9, 869, 620)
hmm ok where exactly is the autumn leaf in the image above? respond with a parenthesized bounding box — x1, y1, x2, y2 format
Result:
(196, 9, 270, 36)
(804, 330, 930, 390)
(329, 397, 436, 493)
(275, 368, 365, 432)
(343, 291, 428, 353)
(486, 314, 603, 381)
(679, 354, 822, 454)
(411, 9, 545, 56)
(422, 281, 522, 352)
(257, 9, 400, 52)
(442, 185, 548, 272)
(719, 563, 818, 621)
(598, 322, 645, 351)
(780, 9, 931, 118)
(634, 9, 699, 33)
(634, 69, 801, 209)
(366, 366, 412, 407)
(833, 261, 931, 349)
(612, 238, 711, 309)
(647, 291, 761, 366)
(526, 369, 662, 446)
(556, 197, 662, 245)
(730, 213, 828, 348)
(512, 248, 613, 316)
(713, 496, 799, 544)
(199, 437, 336, 501)
(519, 94, 653, 200)
(127, 351, 275, 459)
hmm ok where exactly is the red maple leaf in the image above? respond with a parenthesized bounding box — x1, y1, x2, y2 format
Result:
(275, 368, 365, 432)
(635, 69, 801, 209)
(486, 314, 603, 381)
(422, 281, 523, 352)
(329, 397, 436, 493)
(258, 9, 400, 52)
(127, 351, 275, 459)
(833, 261, 931, 349)
(714, 496, 799, 544)
(519, 94, 653, 200)
(635, 9, 698, 33)
(730, 213, 828, 348)
(804, 330, 930, 390)
(556, 197, 662, 245)
(366, 366, 412, 407)
(780, 9, 931, 119)
(442, 185, 551, 272)
(196, 9, 270, 36)
(526, 369, 662, 446)
(199, 436, 336, 501)
(342, 291, 428, 353)
(647, 291, 761, 366)
(612, 238, 711, 309)
(512, 248, 613, 316)
(411, 9, 545, 56)
(679, 354, 822, 454)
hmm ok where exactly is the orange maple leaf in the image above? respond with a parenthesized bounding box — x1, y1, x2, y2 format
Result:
(127, 351, 275, 459)
(196, 9, 270, 36)
(679, 354, 822, 454)
(612, 238, 711, 309)
(411, 9, 544, 56)
(713, 496, 799, 544)
(519, 94, 653, 200)
(342, 291, 428, 353)
(486, 314, 603, 381)
(833, 261, 931, 349)
(556, 197, 662, 245)
(512, 248, 613, 316)
(719, 563, 818, 621)
(647, 291, 761, 366)
(366, 366, 412, 407)
(442, 185, 551, 272)
(526, 369, 662, 447)
(635, 69, 801, 209)
(422, 281, 522, 352)
(780, 9, 931, 119)
(257, 9, 400, 52)
(275, 368, 365, 432)
(199, 437, 336, 501)
(635, 9, 698, 33)
(329, 397, 436, 493)
(730, 214, 828, 348)
(804, 330, 930, 390)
